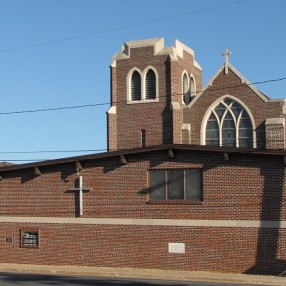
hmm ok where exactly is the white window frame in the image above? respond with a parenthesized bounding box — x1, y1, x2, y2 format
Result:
(127, 66, 159, 104)
(201, 95, 256, 148)
(181, 72, 196, 105)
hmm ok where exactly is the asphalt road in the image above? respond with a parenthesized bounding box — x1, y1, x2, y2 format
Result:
(0, 272, 271, 286)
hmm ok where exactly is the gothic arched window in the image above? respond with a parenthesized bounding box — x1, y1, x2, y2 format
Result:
(182, 73, 196, 105)
(145, 69, 156, 100)
(205, 98, 253, 148)
(131, 71, 141, 100)
(182, 73, 190, 104)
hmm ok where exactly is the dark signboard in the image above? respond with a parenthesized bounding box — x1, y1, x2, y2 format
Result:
(21, 230, 39, 248)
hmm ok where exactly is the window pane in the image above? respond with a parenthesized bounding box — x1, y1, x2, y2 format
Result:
(214, 103, 226, 120)
(206, 120, 218, 130)
(185, 169, 202, 200)
(222, 112, 236, 147)
(239, 118, 252, 129)
(224, 98, 233, 106)
(205, 139, 219, 146)
(150, 170, 166, 200)
(239, 138, 253, 148)
(239, 128, 253, 137)
(206, 113, 219, 146)
(167, 170, 184, 200)
(206, 130, 219, 139)
(231, 102, 242, 120)
(238, 111, 253, 147)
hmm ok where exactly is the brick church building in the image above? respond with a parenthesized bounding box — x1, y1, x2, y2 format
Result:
(0, 38, 286, 275)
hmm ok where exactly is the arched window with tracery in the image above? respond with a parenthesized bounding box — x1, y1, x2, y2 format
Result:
(131, 71, 141, 100)
(205, 98, 253, 148)
(145, 69, 156, 100)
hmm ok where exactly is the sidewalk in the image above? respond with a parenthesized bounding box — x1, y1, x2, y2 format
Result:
(0, 263, 285, 285)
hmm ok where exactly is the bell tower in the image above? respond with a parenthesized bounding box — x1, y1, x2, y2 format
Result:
(107, 38, 202, 151)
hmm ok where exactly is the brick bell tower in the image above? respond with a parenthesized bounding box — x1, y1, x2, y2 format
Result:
(107, 38, 202, 151)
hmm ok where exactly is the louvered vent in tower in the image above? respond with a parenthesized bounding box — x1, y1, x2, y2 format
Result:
(145, 70, 156, 100)
(131, 71, 141, 100)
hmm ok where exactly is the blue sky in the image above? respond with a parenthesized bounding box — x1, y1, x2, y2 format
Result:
(0, 0, 285, 163)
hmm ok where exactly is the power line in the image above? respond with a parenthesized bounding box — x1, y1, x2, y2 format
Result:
(1, 137, 286, 159)
(0, 0, 248, 54)
(0, 75, 285, 117)
(0, 103, 108, 116)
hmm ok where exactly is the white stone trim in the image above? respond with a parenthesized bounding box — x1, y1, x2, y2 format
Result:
(181, 124, 191, 131)
(142, 66, 159, 100)
(107, 106, 116, 114)
(170, 102, 181, 110)
(174, 40, 202, 70)
(190, 63, 269, 109)
(1, 217, 286, 229)
(112, 38, 202, 69)
(126, 66, 159, 103)
(265, 118, 284, 126)
(126, 67, 142, 102)
(181, 71, 189, 104)
(190, 74, 196, 97)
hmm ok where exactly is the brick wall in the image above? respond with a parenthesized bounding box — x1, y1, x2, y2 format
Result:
(1, 149, 285, 274)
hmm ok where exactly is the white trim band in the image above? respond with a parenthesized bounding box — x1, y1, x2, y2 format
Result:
(1, 217, 286, 229)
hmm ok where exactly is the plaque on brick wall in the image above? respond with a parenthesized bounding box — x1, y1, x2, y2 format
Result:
(20, 230, 39, 248)
(168, 242, 185, 253)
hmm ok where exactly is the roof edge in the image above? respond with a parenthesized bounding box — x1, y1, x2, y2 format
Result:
(0, 144, 285, 174)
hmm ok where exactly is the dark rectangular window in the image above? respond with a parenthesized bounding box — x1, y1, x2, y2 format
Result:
(149, 169, 202, 201)
(141, 129, 146, 147)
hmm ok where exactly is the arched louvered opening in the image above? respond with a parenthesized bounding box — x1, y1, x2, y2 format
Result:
(205, 98, 254, 148)
(131, 71, 141, 100)
(145, 69, 156, 100)
(183, 73, 190, 104)
(190, 77, 196, 97)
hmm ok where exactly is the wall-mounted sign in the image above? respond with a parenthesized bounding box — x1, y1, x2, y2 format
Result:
(20, 229, 39, 248)
(168, 242, 185, 254)
(5, 237, 13, 243)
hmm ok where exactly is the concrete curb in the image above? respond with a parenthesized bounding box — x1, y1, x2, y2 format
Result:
(0, 263, 285, 285)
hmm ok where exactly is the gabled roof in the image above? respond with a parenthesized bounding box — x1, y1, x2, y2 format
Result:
(0, 144, 285, 174)
(190, 62, 278, 108)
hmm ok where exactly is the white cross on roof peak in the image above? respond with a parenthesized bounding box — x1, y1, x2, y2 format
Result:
(222, 48, 231, 74)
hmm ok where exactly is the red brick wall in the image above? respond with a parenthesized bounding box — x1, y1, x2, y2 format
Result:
(1, 222, 285, 274)
(1, 149, 285, 274)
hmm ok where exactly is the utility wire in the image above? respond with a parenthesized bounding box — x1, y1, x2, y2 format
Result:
(0, 0, 248, 54)
(1, 138, 286, 158)
(0, 76, 285, 117)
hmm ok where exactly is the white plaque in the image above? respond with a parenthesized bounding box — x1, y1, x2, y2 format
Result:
(168, 242, 185, 253)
